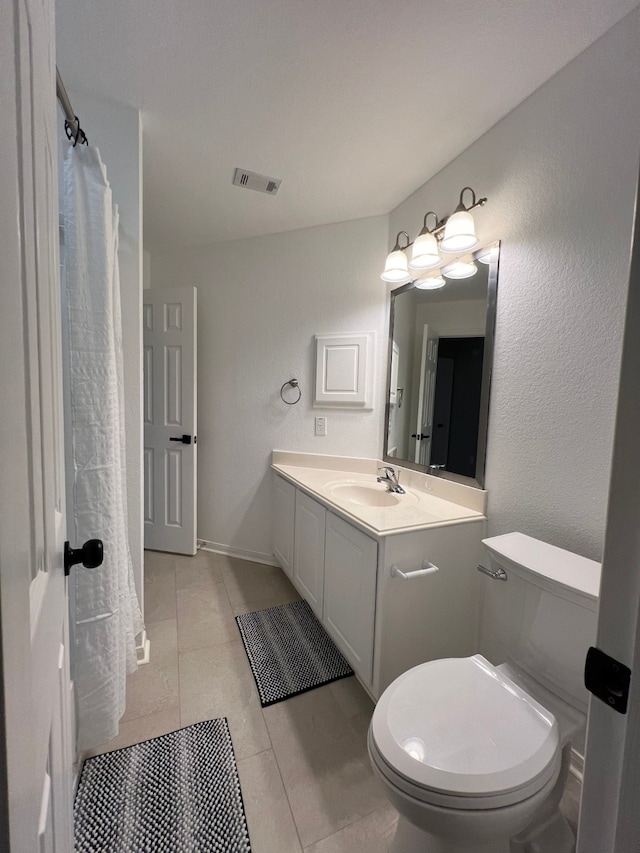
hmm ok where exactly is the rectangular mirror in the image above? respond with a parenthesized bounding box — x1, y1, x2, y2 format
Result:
(383, 242, 500, 488)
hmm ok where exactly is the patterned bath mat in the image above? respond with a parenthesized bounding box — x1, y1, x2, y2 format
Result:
(74, 719, 251, 852)
(235, 599, 354, 707)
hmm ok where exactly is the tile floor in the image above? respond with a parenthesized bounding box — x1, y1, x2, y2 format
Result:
(88, 548, 581, 852)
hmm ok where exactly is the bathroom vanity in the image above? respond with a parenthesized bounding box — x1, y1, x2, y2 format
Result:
(271, 451, 487, 699)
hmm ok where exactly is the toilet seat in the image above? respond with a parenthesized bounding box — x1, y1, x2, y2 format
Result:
(370, 655, 561, 810)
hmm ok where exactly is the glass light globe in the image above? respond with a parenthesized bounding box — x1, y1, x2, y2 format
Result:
(440, 210, 479, 253)
(381, 249, 411, 283)
(415, 275, 446, 290)
(442, 260, 477, 279)
(409, 232, 441, 271)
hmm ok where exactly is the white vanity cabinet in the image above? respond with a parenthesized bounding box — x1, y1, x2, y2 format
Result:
(272, 474, 296, 578)
(272, 472, 484, 699)
(324, 513, 378, 683)
(293, 489, 326, 618)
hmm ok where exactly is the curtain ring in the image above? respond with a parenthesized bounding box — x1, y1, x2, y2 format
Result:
(280, 378, 301, 405)
(65, 117, 88, 147)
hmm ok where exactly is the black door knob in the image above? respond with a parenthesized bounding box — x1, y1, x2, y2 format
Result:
(169, 434, 192, 444)
(411, 433, 431, 440)
(64, 539, 104, 576)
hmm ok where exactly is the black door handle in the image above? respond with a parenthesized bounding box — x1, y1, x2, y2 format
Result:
(170, 434, 192, 444)
(411, 433, 431, 440)
(64, 539, 104, 576)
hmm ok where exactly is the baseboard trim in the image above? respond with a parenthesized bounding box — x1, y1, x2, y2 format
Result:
(136, 628, 150, 665)
(197, 539, 279, 567)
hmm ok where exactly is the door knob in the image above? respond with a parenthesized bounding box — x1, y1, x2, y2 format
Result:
(169, 434, 193, 444)
(64, 539, 104, 576)
(411, 433, 430, 440)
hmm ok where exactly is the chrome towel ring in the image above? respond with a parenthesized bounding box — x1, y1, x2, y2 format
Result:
(280, 378, 302, 405)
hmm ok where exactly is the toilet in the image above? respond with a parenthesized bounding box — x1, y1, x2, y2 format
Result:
(368, 532, 600, 853)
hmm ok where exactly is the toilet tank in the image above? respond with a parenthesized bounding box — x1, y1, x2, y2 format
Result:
(479, 532, 601, 714)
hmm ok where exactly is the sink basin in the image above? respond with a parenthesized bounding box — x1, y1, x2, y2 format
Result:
(328, 482, 417, 508)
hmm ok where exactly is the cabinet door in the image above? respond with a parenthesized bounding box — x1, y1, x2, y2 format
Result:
(273, 475, 296, 578)
(324, 513, 378, 683)
(293, 490, 326, 617)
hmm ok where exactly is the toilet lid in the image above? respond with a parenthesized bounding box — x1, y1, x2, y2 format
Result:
(371, 655, 559, 803)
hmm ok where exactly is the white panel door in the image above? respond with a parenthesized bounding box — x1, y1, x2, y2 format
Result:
(413, 324, 438, 465)
(324, 514, 378, 683)
(293, 491, 326, 617)
(143, 288, 197, 555)
(273, 476, 296, 579)
(577, 166, 640, 852)
(0, 0, 74, 849)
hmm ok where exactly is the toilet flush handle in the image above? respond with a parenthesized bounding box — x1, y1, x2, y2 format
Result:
(390, 561, 439, 581)
(477, 564, 508, 581)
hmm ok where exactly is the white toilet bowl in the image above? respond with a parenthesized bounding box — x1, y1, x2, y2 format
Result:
(368, 655, 576, 853)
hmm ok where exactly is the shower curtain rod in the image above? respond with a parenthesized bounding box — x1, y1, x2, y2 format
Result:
(56, 67, 87, 145)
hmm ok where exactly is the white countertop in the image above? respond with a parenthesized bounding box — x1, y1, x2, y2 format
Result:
(272, 451, 486, 538)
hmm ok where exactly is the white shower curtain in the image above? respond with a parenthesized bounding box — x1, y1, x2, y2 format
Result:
(63, 145, 143, 751)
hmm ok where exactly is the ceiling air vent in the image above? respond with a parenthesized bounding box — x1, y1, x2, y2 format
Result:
(233, 168, 282, 196)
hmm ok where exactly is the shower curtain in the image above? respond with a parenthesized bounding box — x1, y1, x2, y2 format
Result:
(62, 145, 143, 751)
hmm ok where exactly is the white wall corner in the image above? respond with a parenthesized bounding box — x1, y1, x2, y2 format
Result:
(143, 250, 151, 289)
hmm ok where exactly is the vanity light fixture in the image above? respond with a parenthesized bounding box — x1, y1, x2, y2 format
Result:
(414, 274, 446, 290)
(381, 187, 487, 284)
(409, 212, 441, 271)
(381, 231, 412, 283)
(440, 188, 482, 253)
(442, 259, 478, 279)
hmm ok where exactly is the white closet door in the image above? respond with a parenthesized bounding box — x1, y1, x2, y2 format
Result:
(143, 287, 198, 555)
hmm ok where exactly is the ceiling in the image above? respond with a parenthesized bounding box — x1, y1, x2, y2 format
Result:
(55, 0, 638, 253)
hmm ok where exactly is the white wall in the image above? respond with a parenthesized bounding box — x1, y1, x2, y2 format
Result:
(414, 299, 487, 339)
(152, 7, 639, 566)
(152, 216, 388, 563)
(65, 91, 145, 612)
(390, 7, 640, 561)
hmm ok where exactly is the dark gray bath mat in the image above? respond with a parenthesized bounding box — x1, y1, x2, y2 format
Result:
(74, 719, 251, 852)
(235, 599, 354, 707)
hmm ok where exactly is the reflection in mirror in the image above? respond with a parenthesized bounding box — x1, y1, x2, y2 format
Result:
(383, 243, 499, 488)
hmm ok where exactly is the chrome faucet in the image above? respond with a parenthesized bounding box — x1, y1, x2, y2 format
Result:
(377, 466, 405, 494)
